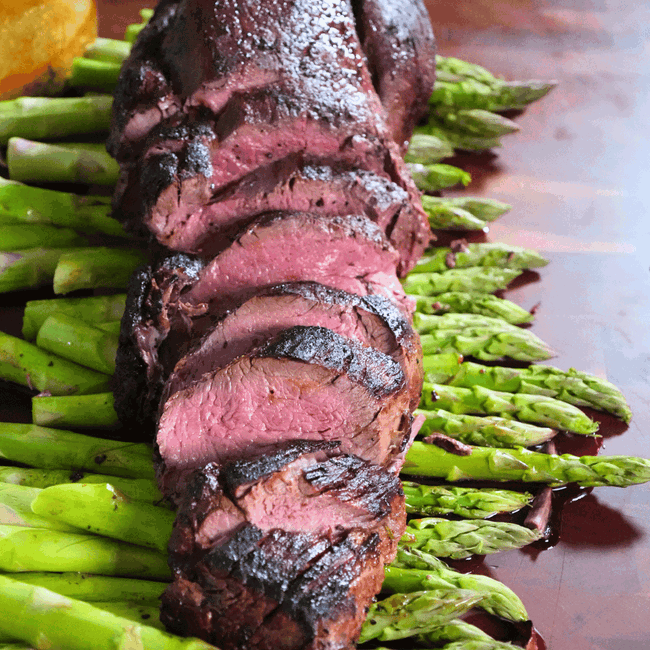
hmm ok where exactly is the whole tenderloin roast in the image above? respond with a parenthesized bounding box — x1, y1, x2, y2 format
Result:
(110, 0, 436, 648)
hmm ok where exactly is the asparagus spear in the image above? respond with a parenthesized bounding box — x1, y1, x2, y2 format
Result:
(53, 247, 149, 294)
(404, 133, 454, 164)
(406, 162, 471, 192)
(433, 107, 521, 138)
(0, 225, 86, 251)
(7, 139, 120, 186)
(421, 620, 519, 649)
(416, 122, 503, 153)
(412, 242, 547, 274)
(416, 408, 556, 448)
(423, 355, 632, 422)
(82, 38, 131, 64)
(125, 9, 155, 43)
(32, 393, 119, 430)
(359, 589, 482, 643)
(36, 314, 118, 374)
(403, 482, 533, 518)
(422, 195, 512, 229)
(32, 483, 175, 552)
(0, 179, 128, 238)
(401, 517, 541, 559)
(0, 96, 113, 145)
(421, 382, 598, 434)
(0, 247, 78, 293)
(384, 547, 528, 622)
(0, 526, 170, 577)
(419, 327, 555, 362)
(0, 331, 111, 395)
(89, 601, 166, 631)
(67, 58, 121, 93)
(22, 294, 127, 341)
(413, 292, 534, 324)
(0, 423, 155, 479)
(0, 484, 79, 531)
(0, 577, 215, 650)
(0, 469, 162, 503)
(96, 320, 122, 335)
(403, 440, 650, 487)
(402, 267, 522, 295)
(11, 573, 167, 603)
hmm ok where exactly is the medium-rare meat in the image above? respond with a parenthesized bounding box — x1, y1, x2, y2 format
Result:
(138, 159, 432, 262)
(160, 441, 406, 650)
(108, 0, 433, 275)
(351, 0, 437, 150)
(156, 326, 413, 492)
(165, 282, 423, 409)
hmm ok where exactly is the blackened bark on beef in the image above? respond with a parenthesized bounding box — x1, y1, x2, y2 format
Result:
(108, 0, 432, 275)
(112, 253, 206, 434)
(138, 158, 432, 263)
(106, 0, 181, 159)
(165, 281, 423, 409)
(351, 0, 437, 150)
(156, 326, 412, 490)
(160, 442, 405, 650)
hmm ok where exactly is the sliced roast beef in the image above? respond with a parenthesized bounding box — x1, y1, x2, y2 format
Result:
(160, 441, 405, 650)
(156, 326, 413, 491)
(165, 282, 423, 409)
(138, 158, 432, 263)
(352, 0, 437, 149)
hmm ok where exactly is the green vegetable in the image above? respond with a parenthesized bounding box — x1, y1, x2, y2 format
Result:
(0, 225, 86, 251)
(82, 38, 131, 64)
(403, 440, 650, 487)
(125, 9, 155, 43)
(404, 133, 454, 164)
(67, 58, 121, 93)
(0, 484, 78, 532)
(406, 162, 471, 192)
(402, 267, 522, 295)
(0, 248, 76, 293)
(32, 393, 119, 430)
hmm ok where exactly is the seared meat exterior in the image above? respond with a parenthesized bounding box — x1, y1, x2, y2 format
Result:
(137, 160, 432, 261)
(160, 441, 406, 650)
(352, 0, 437, 149)
(108, 0, 433, 275)
(156, 326, 413, 493)
(114, 274, 422, 436)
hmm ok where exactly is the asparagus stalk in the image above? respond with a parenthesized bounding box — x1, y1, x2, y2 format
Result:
(403, 440, 650, 487)
(421, 382, 598, 434)
(416, 408, 556, 448)
(82, 38, 131, 64)
(0, 423, 155, 479)
(125, 9, 155, 43)
(421, 620, 519, 649)
(433, 107, 521, 138)
(53, 247, 149, 294)
(416, 122, 503, 153)
(0, 526, 170, 577)
(402, 267, 522, 295)
(401, 517, 541, 559)
(0, 247, 79, 293)
(359, 590, 482, 643)
(0, 225, 86, 251)
(31, 483, 175, 552)
(406, 162, 471, 192)
(412, 242, 548, 274)
(32, 393, 120, 430)
(423, 355, 632, 422)
(404, 133, 454, 164)
(419, 327, 555, 362)
(96, 321, 122, 335)
(0, 331, 111, 395)
(422, 196, 512, 231)
(10, 573, 167, 603)
(0, 577, 216, 650)
(384, 547, 528, 621)
(0, 484, 78, 531)
(0, 468, 162, 503)
(7, 139, 120, 186)
(403, 482, 532, 518)
(67, 58, 122, 93)
(36, 314, 118, 374)
(0, 179, 128, 238)
(87, 601, 166, 631)
(22, 294, 127, 341)
(413, 292, 534, 324)
(0, 96, 113, 145)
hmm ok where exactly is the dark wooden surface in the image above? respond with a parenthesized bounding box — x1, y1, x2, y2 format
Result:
(4, 2, 648, 649)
